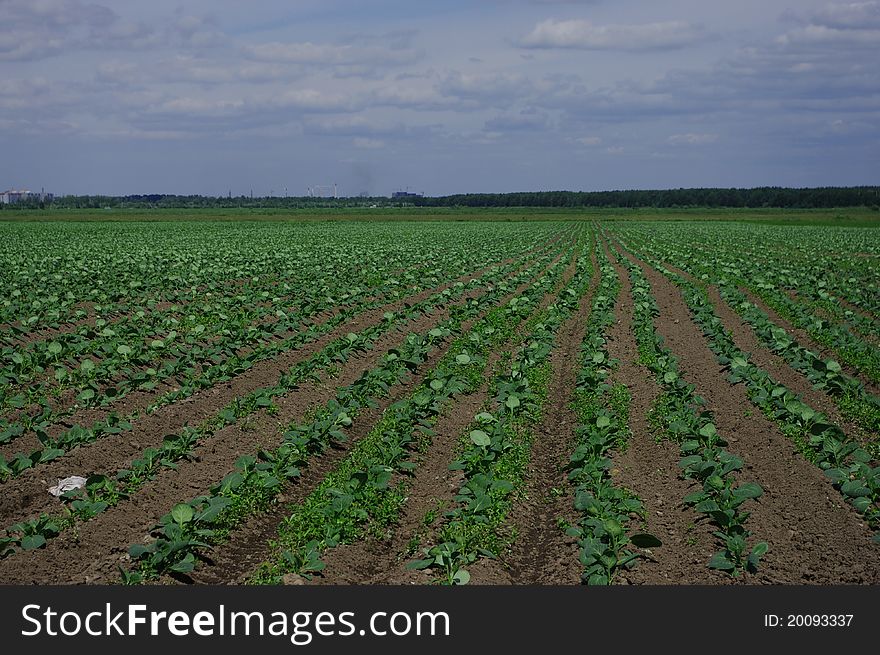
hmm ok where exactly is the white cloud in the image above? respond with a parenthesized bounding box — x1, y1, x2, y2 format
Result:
(0, 0, 159, 61)
(518, 19, 707, 51)
(484, 110, 548, 131)
(812, 2, 880, 30)
(667, 133, 718, 145)
(353, 137, 384, 149)
(575, 136, 602, 146)
(242, 41, 418, 67)
(776, 24, 880, 47)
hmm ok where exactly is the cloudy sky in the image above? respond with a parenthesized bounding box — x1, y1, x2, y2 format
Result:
(1, 0, 878, 196)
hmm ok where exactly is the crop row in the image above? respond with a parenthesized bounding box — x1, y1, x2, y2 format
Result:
(409, 239, 595, 584)
(120, 238, 579, 582)
(0, 241, 559, 480)
(0, 236, 558, 448)
(1, 221, 568, 332)
(564, 240, 660, 584)
(613, 224, 879, 384)
(613, 240, 879, 542)
(613, 243, 768, 576)
(0, 241, 570, 558)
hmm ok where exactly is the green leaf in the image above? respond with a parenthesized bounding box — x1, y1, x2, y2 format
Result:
(596, 415, 611, 429)
(663, 371, 677, 384)
(171, 503, 194, 524)
(469, 430, 491, 447)
(505, 395, 521, 410)
(840, 480, 869, 498)
(452, 569, 470, 585)
(698, 423, 717, 440)
(630, 533, 662, 548)
(823, 468, 848, 483)
(47, 342, 62, 355)
(21, 534, 47, 551)
(733, 482, 763, 501)
(129, 544, 149, 559)
(603, 519, 623, 538)
(406, 559, 435, 570)
(170, 553, 195, 574)
(116, 345, 132, 356)
(455, 353, 472, 365)
(708, 552, 735, 571)
(852, 497, 871, 513)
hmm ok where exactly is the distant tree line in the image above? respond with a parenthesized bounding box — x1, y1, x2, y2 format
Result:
(410, 187, 880, 209)
(3, 187, 879, 210)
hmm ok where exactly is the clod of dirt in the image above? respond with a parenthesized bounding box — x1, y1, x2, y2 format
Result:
(282, 573, 307, 585)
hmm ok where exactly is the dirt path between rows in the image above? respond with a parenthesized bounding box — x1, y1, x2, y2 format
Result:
(0, 246, 574, 585)
(178, 241, 579, 585)
(0, 248, 553, 526)
(0, 242, 556, 464)
(465, 244, 600, 585)
(305, 240, 586, 586)
(609, 246, 873, 446)
(602, 241, 726, 585)
(613, 241, 880, 584)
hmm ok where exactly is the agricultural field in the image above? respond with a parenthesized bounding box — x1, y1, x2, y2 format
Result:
(0, 216, 878, 585)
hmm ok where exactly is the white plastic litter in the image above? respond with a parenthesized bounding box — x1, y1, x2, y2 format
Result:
(48, 475, 87, 497)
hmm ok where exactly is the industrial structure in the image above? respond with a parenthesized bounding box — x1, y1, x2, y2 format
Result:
(391, 190, 422, 200)
(0, 189, 53, 204)
(308, 184, 338, 198)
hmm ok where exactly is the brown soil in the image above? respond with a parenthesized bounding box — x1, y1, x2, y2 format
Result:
(603, 242, 726, 585)
(738, 287, 880, 397)
(466, 245, 600, 585)
(0, 249, 553, 525)
(613, 250, 873, 445)
(612, 241, 880, 584)
(0, 249, 542, 460)
(264, 242, 584, 586)
(168, 243, 575, 586)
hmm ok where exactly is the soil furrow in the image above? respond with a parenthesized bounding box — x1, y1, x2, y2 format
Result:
(0, 248, 551, 515)
(169, 244, 576, 586)
(602, 241, 726, 585)
(0, 248, 545, 462)
(614, 241, 880, 585)
(466, 244, 599, 585)
(315, 242, 585, 586)
(737, 287, 880, 397)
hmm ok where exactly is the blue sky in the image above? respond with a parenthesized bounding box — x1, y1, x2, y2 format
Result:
(1, 0, 878, 196)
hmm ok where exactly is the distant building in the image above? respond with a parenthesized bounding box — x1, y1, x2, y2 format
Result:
(0, 189, 54, 204)
(391, 191, 422, 199)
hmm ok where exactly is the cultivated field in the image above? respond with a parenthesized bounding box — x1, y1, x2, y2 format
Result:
(0, 216, 878, 585)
